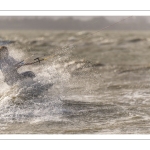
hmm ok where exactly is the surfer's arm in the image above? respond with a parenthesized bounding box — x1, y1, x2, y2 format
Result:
(15, 61, 25, 69)
(9, 56, 23, 69)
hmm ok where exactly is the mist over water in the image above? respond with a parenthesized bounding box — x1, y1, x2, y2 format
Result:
(0, 30, 150, 133)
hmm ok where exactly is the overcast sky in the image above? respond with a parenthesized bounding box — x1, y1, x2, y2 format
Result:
(0, 16, 149, 21)
(0, 16, 149, 30)
(0, 16, 148, 21)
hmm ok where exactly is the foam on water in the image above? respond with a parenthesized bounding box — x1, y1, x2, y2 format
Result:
(0, 59, 71, 125)
(2, 31, 150, 133)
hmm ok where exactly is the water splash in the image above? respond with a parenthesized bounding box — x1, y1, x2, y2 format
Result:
(0, 59, 71, 125)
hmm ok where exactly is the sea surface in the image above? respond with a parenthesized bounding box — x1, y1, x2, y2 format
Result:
(0, 30, 150, 134)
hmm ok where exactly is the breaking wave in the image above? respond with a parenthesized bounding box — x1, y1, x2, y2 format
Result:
(0, 60, 71, 124)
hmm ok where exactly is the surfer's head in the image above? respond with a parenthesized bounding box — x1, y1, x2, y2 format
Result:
(0, 46, 9, 58)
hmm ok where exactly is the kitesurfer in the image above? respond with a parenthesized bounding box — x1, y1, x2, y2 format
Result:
(0, 46, 35, 86)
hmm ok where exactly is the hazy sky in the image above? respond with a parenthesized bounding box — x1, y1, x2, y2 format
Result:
(0, 16, 149, 21)
(0, 16, 147, 21)
(0, 16, 149, 30)
(0, 16, 149, 23)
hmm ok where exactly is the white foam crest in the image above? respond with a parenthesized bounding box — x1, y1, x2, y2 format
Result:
(0, 64, 69, 124)
(32, 62, 71, 86)
(0, 88, 63, 123)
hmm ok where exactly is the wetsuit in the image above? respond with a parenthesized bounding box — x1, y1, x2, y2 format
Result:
(0, 56, 35, 86)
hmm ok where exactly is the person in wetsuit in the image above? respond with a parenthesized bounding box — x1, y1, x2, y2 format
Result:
(0, 46, 35, 86)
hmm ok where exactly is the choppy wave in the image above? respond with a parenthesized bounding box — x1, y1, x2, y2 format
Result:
(0, 61, 71, 126)
(1, 31, 150, 134)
